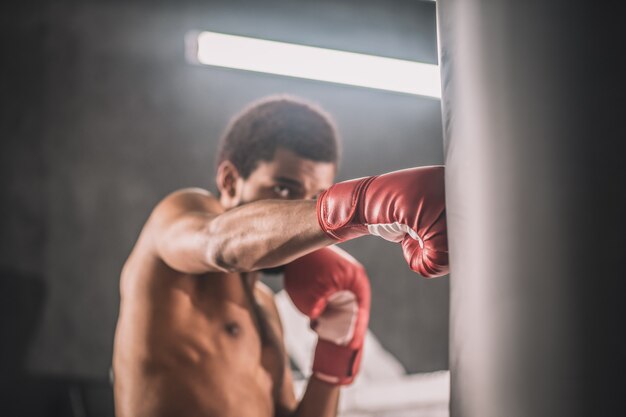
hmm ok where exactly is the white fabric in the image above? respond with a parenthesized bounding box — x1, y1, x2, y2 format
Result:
(316, 290, 358, 345)
(339, 371, 450, 412)
(367, 222, 424, 248)
(293, 372, 450, 417)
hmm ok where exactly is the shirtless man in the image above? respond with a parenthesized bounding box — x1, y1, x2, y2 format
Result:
(113, 96, 448, 417)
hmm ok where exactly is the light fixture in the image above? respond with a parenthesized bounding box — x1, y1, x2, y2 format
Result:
(186, 31, 441, 99)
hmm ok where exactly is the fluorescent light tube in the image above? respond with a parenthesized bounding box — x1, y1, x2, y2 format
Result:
(188, 31, 441, 99)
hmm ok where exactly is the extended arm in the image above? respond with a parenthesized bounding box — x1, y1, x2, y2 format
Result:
(145, 165, 448, 276)
(144, 188, 334, 274)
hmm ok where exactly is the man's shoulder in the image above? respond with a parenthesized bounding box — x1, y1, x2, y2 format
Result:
(159, 187, 218, 208)
(150, 187, 223, 221)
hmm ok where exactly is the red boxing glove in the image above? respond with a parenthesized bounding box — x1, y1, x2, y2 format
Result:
(316, 166, 448, 278)
(284, 246, 371, 385)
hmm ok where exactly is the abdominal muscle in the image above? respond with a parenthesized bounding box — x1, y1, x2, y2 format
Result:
(113, 257, 282, 417)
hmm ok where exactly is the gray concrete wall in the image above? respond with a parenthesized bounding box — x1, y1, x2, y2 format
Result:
(1, 0, 447, 379)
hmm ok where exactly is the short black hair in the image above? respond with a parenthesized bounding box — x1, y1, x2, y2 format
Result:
(216, 95, 341, 179)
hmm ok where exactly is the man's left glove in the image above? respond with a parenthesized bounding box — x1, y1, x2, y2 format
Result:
(284, 246, 371, 385)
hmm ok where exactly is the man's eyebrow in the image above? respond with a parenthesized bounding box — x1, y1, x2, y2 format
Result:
(274, 176, 304, 188)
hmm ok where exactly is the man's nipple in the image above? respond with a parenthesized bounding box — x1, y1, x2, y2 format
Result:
(224, 321, 241, 338)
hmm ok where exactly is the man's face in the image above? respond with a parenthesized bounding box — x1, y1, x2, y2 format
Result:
(237, 147, 336, 205)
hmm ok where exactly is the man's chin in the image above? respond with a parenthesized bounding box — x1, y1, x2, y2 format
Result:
(260, 265, 285, 275)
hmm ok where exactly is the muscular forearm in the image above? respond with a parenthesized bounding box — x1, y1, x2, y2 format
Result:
(291, 376, 340, 417)
(207, 199, 334, 272)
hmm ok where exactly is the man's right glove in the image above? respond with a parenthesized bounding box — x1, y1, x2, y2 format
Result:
(316, 166, 448, 277)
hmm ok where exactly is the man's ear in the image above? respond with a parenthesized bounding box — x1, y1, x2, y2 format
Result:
(216, 160, 242, 206)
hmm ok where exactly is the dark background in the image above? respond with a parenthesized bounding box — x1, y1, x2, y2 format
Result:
(1, 0, 445, 415)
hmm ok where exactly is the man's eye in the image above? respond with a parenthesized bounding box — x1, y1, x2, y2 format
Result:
(273, 185, 291, 198)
